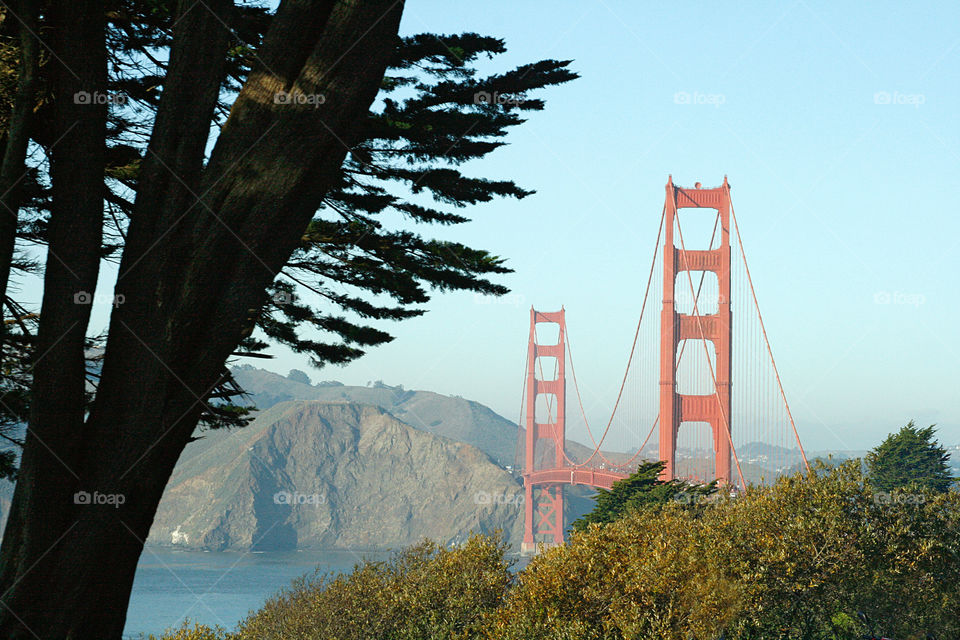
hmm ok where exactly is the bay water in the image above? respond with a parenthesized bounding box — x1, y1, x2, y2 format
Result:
(123, 547, 388, 638)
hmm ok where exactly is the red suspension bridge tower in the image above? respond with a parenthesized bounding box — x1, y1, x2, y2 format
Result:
(520, 307, 628, 553)
(659, 176, 733, 483)
(521, 308, 567, 554)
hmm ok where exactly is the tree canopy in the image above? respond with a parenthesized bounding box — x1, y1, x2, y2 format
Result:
(0, 5, 578, 447)
(866, 420, 953, 493)
(571, 460, 717, 532)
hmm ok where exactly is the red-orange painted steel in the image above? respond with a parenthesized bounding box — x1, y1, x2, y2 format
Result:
(659, 176, 733, 484)
(525, 468, 627, 490)
(522, 308, 568, 551)
(521, 308, 631, 552)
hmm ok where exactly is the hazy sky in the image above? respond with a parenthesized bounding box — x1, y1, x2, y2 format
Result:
(65, 1, 960, 452)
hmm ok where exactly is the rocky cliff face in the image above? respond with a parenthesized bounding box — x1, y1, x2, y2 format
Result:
(230, 366, 521, 467)
(147, 401, 525, 551)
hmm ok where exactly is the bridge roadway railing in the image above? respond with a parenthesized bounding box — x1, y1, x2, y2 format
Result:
(524, 467, 630, 491)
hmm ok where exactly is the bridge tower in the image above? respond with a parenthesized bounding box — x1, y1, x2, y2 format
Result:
(659, 176, 733, 484)
(521, 308, 566, 554)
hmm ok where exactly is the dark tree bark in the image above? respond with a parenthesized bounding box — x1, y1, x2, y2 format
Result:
(0, 0, 406, 637)
(0, 0, 108, 635)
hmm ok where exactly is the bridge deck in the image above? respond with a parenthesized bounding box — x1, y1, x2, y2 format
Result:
(524, 467, 630, 490)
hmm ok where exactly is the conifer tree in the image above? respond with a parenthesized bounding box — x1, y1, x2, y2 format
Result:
(0, 6, 578, 455)
(572, 461, 717, 531)
(0, 2, 577, 635)
(866, 420, 953, 493)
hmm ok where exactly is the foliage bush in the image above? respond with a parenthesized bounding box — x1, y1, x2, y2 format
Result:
(234, 533, 510, 640)
(490, 461, 960, 640)
(148, 464, 960, 640)
(487, 503, 738, 640)
(142, 621, 229, 640)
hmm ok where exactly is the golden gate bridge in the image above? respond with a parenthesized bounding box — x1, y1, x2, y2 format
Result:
(516, 176, 809, 554)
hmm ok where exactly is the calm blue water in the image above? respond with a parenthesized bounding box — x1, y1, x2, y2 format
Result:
(124, 548, 389, 639)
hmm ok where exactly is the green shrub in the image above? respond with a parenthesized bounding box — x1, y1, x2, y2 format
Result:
(141, 620, 230, 640)
(235, 532, 511, 640)
(488, 462, 960, 640)
(149, 465, 960, 640)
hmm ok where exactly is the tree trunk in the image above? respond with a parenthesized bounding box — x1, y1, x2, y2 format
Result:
(0, 0, 107, 637)
(0, 0, 405, 637)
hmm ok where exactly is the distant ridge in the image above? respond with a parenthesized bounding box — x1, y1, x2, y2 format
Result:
(231, 366, 520, 467)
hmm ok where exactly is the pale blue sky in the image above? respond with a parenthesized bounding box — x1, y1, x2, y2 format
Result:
(67, 1, 960, 452)
(331, 0, 960, 452)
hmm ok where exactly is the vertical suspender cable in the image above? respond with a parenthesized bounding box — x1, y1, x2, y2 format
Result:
(727, 186, 810, 474)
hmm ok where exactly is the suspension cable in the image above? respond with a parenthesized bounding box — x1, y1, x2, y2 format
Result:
(555, 205, 667, 469)
(568, 207, 720, 470)
(515, 340, 530, 470)
(727, 185, 810, 473)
